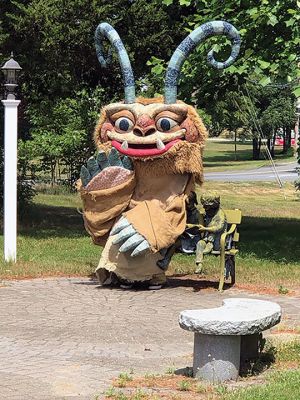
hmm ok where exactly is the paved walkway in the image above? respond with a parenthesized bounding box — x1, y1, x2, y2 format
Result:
(1, 277, 299, 400)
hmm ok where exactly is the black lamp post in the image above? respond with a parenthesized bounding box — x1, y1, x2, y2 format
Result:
(1, 52, 22, 99)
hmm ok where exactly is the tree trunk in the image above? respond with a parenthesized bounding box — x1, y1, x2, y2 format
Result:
(252, 137, 261, 160)
(51, 160, 55, 187)
(283, 126, 292, 153)
(270, 132, 276, 158)
(282, 127, 287, 154)
(234, 131, 237, 161)
(267, 138, 271, 154)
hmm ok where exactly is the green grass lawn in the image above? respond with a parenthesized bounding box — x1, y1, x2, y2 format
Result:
(169, 181, 300, 292)
(203, 140, 295, 172)
(0, 181, 299, 293)
(0, 192, 99, 278)
(224, 370, 300, 400)
(224, 339, 300, 400)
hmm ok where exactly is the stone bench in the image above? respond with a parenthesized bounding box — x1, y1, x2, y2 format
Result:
(179, 298, 281, 383)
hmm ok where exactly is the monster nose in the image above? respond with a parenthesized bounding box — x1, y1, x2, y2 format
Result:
(133, 126, 156, 137)
(134, 115, 156, 137)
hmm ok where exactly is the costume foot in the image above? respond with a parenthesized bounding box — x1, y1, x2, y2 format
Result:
(120, 283, 133, 290)
(148, 273, 166, 290)
(203, 242, 214, 254)
(96, 268, 113, 285)
(148, 284, 163, 290)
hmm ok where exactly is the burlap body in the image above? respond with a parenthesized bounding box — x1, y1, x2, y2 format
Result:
(80, 164, 193, 282)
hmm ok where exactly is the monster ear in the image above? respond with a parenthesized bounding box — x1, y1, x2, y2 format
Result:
(183, 105, 208, 145)
(95, 22, 136, 103)
(164, 21, 241, 104)
(94, 107, 109, 148)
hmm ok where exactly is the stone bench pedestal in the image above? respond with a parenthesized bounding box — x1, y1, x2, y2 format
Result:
(179, 298, 281, 383)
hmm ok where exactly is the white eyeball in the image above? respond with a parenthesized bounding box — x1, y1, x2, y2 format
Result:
(156, 117, 178, 132)
(115, 117, 134, 132)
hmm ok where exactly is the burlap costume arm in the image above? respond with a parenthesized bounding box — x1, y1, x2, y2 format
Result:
(79, 172, 136, 245)
(124, 193, 187, 253)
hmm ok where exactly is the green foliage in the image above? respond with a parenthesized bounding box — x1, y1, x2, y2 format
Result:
(177, 379, 191, 391)
(148, 0, 299, 125)
(0, 0, 299, 185)
(0, 0, 191, 189)
(260, 96, 295, 135)
(0, 0, 188, 100)
(19, 87, 106, 188)
(116, 372, 133, 388)
(278, 285, 289, 295)
(165, 366, 176, 374)
(0, 150, 35, 215)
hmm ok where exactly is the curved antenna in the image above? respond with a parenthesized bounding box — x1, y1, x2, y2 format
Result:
(164, 21, 241, 104)
(95, 22, 136, 103)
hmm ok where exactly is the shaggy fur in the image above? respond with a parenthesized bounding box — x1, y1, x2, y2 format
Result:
(93, 96, 207, 184)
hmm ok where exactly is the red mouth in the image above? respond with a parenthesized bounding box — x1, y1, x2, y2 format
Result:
(112, 139, 181, 157)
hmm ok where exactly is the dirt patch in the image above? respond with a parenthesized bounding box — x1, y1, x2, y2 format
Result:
(234, 283, 299, 297)
(110, 374, 219, 400)
(107, 372, 272, 400)
(0, 272, 93, 281)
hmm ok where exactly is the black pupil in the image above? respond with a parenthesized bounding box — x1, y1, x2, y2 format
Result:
(160, 119, 171, 131)
(119, 119, 130, 131)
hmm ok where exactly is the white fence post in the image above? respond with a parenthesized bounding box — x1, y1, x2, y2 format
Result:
(2, 99, 20, 262)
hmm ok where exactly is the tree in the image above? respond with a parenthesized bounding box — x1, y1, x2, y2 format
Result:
(0, 0, 190, 190)
(259, 95, 295, 156)
(19, 87, 107, 187)
(208, 90, 253, 159)
(157, 0, 300, 101)
(147, 1, 299, 156)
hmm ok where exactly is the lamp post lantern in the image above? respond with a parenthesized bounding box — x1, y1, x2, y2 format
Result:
(1, 53, 22, 262)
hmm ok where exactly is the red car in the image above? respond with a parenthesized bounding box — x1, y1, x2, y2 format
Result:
(275, 137, 296, 146)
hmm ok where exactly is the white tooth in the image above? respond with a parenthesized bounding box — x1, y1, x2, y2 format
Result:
(156, 139, 165, 150)
(121, 140, 128, 150)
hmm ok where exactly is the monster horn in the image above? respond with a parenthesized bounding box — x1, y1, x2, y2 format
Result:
(164, 21, 241, 104)
(95, 22, 136, 103)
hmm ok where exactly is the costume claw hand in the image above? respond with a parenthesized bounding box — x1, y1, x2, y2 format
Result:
(80, 148, 133, 189)
(111, 217, 150, 257)
(110, 216, 130, 236)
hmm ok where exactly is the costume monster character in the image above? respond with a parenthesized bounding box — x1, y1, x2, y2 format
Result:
(195, 191, 227, 273)
(79, 21, 240, 289)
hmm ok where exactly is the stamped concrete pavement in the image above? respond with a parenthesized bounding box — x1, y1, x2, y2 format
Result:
(0, 277, 299, 400)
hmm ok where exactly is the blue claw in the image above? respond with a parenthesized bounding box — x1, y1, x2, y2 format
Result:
(87, 157, 101, 177)
(97, 150, 110, 170)
(112, 225, 136, 245)
(122, 156, 133, 170)
(131, 240, 150, 257)
(110, 216, 130, 236)
(119, 233, 144, 253)
(108, 148, 123, 167)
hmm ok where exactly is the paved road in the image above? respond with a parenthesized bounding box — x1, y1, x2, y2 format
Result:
(1, 277, 299, 400)
(205, 162, 299, 182)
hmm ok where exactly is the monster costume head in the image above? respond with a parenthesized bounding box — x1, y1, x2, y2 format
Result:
(93, 21, 241, 183)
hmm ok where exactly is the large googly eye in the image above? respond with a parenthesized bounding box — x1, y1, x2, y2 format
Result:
(115, 117, 134, 132)
(156, 117, 178, 132)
